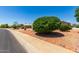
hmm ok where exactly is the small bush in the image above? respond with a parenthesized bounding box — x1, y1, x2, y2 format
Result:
(59, 22, 72, 31)
(32, 16, 60, 33)
(74, 24, 79, 28)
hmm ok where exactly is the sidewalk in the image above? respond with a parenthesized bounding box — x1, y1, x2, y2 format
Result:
(8, 29, 74, 53)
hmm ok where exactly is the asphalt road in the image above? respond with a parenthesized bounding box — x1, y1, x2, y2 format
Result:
(0, 29, 27, 53)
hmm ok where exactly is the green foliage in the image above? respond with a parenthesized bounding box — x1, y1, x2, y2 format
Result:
(74, 24, 79, 28)
(32, 16, 60, 33)
(17, 24, 24, 28)
(11, 22, 19, 29)
(11, 24, 17, 29)
(21, 25, 31, 30)
(76, 25, 79, 28)
(75, 8, 79, 22)
(59, 22, 72, 31)
(10, 21, 31, 29)
(25, 25, 31, 28)
(0, 24, 9, 28)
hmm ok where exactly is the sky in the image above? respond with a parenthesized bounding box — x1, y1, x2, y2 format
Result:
(0, 6, 78, 25)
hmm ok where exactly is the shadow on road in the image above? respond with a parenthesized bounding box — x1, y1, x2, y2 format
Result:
(7, 30, 28, 53)
(36, 32, 64, 38)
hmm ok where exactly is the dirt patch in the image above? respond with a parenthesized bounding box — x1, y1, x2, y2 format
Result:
(18, 28, 79, 52)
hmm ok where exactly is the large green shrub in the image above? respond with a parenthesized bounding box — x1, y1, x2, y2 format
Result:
(59, 21, 72, 31)
(32, 16, 60, 33)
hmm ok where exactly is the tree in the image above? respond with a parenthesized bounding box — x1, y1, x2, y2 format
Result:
(5, 24, 9, 28)
(22, 25, 27, 30)
(32, 16, 60, 33)
(0, 24, 9, 28)
(75, 8, 79, 22)
(11, 21, 18, 29)
(25, 25, 31, 28)
(17, 24, 24, 28)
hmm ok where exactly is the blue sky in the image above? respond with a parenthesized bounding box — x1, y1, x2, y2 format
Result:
(0, 6, 78, 24)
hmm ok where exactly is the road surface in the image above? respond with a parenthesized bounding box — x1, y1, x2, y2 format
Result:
(0, 29, 74, 53)
(0, 29, 27, 53)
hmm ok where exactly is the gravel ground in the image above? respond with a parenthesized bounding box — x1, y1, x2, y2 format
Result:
(18, 28, 79, 52)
